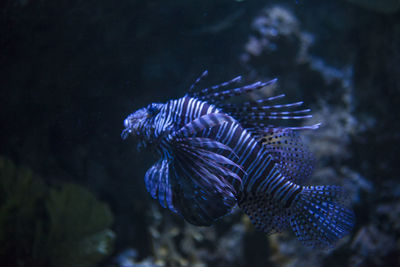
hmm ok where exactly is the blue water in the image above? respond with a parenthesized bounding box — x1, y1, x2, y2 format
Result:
(0, 0, 399, 266)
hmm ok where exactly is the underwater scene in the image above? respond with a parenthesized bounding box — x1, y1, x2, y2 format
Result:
(1, 0, 399, 266)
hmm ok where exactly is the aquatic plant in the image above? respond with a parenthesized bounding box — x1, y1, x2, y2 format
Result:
(0, 156, 115, 267)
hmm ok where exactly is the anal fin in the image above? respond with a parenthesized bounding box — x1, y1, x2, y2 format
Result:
(238, 191, 292, 234)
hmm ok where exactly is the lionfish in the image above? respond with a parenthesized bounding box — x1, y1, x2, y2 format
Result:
(121, 71, 354, 248)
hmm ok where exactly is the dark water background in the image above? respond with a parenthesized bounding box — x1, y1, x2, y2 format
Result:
(1, 0, 399, 266)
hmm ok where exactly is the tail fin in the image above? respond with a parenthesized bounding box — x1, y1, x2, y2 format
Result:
(290, 185, 355, 248)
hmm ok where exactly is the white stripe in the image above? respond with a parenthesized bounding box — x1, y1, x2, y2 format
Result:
(245, 157, 273, 192)
(236, 132, 252, 155)
(196, 101, 205, 118)
(188, 98, 195, 120)
(267, 173, 285, 193)
(232, 130, 247, 152)
(244, 150, 268, 183)
(207, 105, 214, 115)
(222, 123, 239, 144)
(258, 165, 277, 192)
(193, 100, 201, 119)
(176, 98, 184, 124)
(251, 155, 273, 182)
(239, 138, 257, 166)
(274, 180, 291, 198)
(281, 183, 301, 203)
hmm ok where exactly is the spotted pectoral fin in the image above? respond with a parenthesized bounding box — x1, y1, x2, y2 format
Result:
(259, 128, 315, 185)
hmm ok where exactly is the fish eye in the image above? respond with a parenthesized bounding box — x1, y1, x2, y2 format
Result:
(124, 118, 129, 127)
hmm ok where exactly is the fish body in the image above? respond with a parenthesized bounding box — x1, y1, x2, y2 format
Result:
(122, 71, 354, 248)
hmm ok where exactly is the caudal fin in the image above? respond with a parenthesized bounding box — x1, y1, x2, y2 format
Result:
(290, 185, 354, 248)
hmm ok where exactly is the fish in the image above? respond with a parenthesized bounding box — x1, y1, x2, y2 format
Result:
(121, 70, 354, 248)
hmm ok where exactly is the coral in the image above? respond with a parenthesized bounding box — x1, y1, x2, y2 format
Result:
(349, 225, 396, 266)
(242, 6, 314, 65)
(240, 4, 356, 104)
(0, 156, 115, 267)
(346, 180, 400, 266)
(254, 51, 372, 267)
(118, 204, 247, 267)
(239, 4, 379, 266)
(112, 248, 162, 267)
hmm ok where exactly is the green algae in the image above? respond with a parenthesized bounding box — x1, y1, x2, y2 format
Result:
(0, 157, 115, 267)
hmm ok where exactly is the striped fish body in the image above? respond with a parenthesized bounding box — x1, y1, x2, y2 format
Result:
(122, 72, 354, 248)
(156, 96, 309, 233)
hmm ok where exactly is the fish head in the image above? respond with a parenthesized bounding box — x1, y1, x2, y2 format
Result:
(121, 103, 163, 146)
